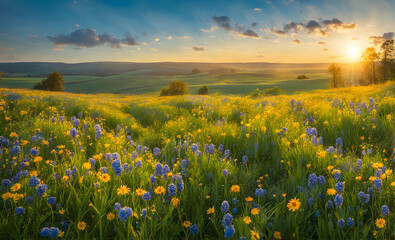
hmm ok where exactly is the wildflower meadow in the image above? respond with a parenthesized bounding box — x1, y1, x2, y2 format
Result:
(0, 83, 394, 239)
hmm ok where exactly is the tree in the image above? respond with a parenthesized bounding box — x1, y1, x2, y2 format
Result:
(192, 68, 202, 74)
(34, 72, 65, 91)
(76, 87, 81, 94)
(160, 81, 187, 96)
(380, 40, 395, 82)
(198, 86, 209, 95)
(296, 74, 309, 80)
(361, 47, 379, 85)
(328, 63, 345, 88)
(0, 72, 3, 85)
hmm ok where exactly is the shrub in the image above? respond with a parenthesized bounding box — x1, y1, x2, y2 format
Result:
(198, 86, 209, 95)
(160, 81, 187, 96)
(34, 72, 65, 92)
(250, 87, 282, 98)
(296, 74, 309, 79)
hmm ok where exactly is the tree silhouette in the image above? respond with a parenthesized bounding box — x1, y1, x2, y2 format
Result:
(34, 72, 65, 91)
(380, 40, 394, 82)
(328, 63, 345, 88)
(0, 72, 3, 85)
(361, 47, 379, 84)
(198, 86, 209, 95)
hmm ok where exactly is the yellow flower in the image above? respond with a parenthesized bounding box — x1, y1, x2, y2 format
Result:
(107, 212, 115, 220)
(355, 176, 362, 181)
(287, 198, 301, 212)
(251, 208, 260, 215)
(20, 110, 27, 115)
(100, 174, 111, 183)
(79, 176, 84, 184)
(183, 221, 191, 228)
(250, 230, 260, 240)
(171, 197, 180, 206)
(243, 216, 251, 224)
(11, 183, 21, 192)
(59, 209, 65, 215)
(274, 231, 282, 239)
(327, 188, 336, 195)
(136, 188, 146, 196)
(58, 230, 64, 237)
(245, 196, 253, 202)
(391, 182, 395, 187)
(207, 207, 215, 214)
(83, 162, 91, 170)
(34, 156, 43, 162)
(306, 164, 311, 168)
(205, 195, 210, 199)
(375, 218, 385, 228)
(117, 185, 130, 196)
(369, 176, 376, 181)
(154, 186, 166, 195)
(78, 221, 86, 230)
(62, 176, 69, 181)
(230, 185, 240, 193)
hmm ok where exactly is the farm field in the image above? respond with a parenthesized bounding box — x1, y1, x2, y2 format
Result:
(0, 83, 393, 239)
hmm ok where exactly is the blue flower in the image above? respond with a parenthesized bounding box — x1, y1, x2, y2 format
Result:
(381, 205, 390, 217)
(318, 175, 326, 185)
(232, 198, 238, 205)
(30, 148, 39, 156)
(150, 175, 156, 184)
(224, 150, 231, 157)
(136, 159, 142, 168)
(176, 179, 184, 193)
(49, 227, 59, 238)
(72, 118, 80, 127)
(314, 211, 320, 218)
(347, 218, 354, 227)
(223, 169, 229, 176)
(357, 191, 370, 204)
(373, 179, 382, 190)
(218, 144, 224, 153)
(221, 201, 229, 213)
(114, 202, 121, 211)
(70, 128, 77, 138)
(190, 144, 198, 152)
(94, 124, 103, 138)
(232, 207, 237, 214)
(308, 197, 314, 207)
(334, 194, 343, 207)
(40, 227, 50, 237)
(26, 196, 34, 204)
(15, 206, 25, 215)
(224, 225, 235, 238)
(118, 207, 128, 221)
(168, 183, 177, 196)
(2, 179, 11, 186)
(335, 181, 344, 193)
(222, 213, 233, 227)
(335, 137, 343, 148)
(255, 188, 267, 197)
(154, 163, 162, 176)
(338, 219, 345, 229)
(375, 169, 382, 178)
(308, 173, 317, 189)
(141, 208, 147, 218)
(356, 159, 362, 168)
(153, 147, 161, 157)
(162, 164, 170, 175)
(36, 184, 47, 198)
(181, 159, 188, 168)
(111, 159, 123, 176)
(47, 197, 56, 205)
(142, 192, 151, 201)
(190, 224, 198, 236)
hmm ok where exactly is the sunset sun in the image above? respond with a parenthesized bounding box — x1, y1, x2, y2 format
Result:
(348, 46, 361, 61)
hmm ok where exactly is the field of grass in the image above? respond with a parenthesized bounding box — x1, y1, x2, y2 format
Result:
(0, 83, 394, 239)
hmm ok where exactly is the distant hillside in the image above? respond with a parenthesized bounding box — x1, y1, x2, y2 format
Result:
(0, 62, 332, 76)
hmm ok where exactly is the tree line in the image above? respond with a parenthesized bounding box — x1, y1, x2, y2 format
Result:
(329, 40, 394, 88)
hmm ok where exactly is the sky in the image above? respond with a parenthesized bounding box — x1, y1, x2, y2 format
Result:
(0, 0, 394, 63)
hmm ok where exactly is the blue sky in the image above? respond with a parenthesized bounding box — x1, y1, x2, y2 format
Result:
(0, 0, 394, 63)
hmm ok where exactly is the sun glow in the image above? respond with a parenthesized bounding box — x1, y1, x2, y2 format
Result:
(348, 46, 361, 61)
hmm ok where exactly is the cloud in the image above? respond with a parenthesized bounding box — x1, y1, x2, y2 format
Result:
(256, 54, 264, 58)
(328, 56, 343, 59)
(352, 37, 358, 40)
(251, 22, 258, 28)
(254, 8, 262, 11)
(284, 0, 294, 4)
(369, 32, 394, 45)
(322, 48, 328, 51)
(47, 29, 140, 48)
(150, 47, 158, 51)
(323, 18, 357, 30)
(75, 24, 80, 28)
(176, 36, 192, 39)
(0, 47, 13, 52)
(239, 30, 260, 38)
(291, 39, 301, 44)
(166, 36, 172, 40)
(212, 15, 232, 31)
(52, 47, 64, 51)
(192, 46, 205, 51)
(305, 20, 330, 36)
(270, 27, 287, 36)
(29, 34, 39, 39)
(283, 21, 303, 33)
(154, 38, 160, 41)
(201, 26, 218, 33)
(318, 41, 327, 45)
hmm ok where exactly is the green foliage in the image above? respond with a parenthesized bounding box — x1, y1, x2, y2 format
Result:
(160, 80, 187, 96)
(328, 63, 345, 88)
(250, 87, 282, 98)
(296, 74, 309, 79)
(34, 71, 65, 91)
(197, 85, 209, 95)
